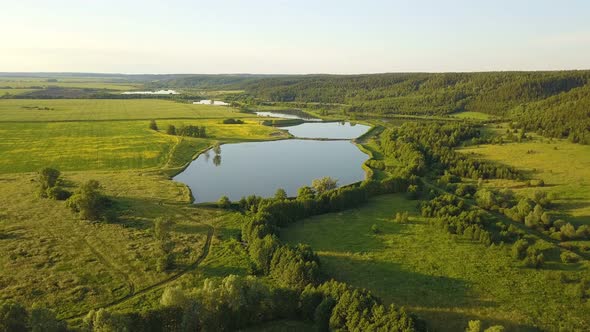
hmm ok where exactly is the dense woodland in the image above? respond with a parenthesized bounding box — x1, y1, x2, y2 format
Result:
(146, 71, 590, 144)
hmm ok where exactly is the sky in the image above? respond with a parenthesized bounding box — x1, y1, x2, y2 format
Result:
(1, 0, 589, 74)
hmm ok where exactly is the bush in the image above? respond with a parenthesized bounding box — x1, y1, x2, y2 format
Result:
(149, 119, 158, 131)
(217, 195, 231, 209)
(166, 124, 176, 135)
(38, 167, 61, 198)
(46, 186, 71, 201)
(560, 251, 580, 263)
(512, 239, 529, 260)
(222, 118, 244, 124)
(66, 180, 111, 221)
(371, 224, 380, 234)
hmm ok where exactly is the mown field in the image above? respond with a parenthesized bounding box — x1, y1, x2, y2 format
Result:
(282, 194, 590, 331)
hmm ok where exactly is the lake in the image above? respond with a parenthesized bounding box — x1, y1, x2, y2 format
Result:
(281, 122, 370, 139)
(173, 139, 368, 202)
(255, 111, 321, 121)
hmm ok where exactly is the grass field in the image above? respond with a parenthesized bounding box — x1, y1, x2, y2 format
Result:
(0, 170, 220, 317)
(281, 194, 590, 331)
(460, 138, 590, 226)
(0, 99, 250, 122)
(0, 97, 286, 323)
(0, 100, 285, 174)
(0, 77, 140, 91)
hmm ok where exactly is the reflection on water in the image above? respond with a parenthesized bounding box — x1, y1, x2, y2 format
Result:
(281, 122, 370, 139)
(255, 111, 321, 121)
(173, 140, 368, 202)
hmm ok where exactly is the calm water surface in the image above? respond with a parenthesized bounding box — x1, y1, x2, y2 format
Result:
(255, 111, 321, 121)
(282, 122, 370, 139)
(174, 140, 368, 202)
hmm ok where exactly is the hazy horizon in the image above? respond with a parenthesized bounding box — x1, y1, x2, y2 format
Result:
(2, 0, 589, 74)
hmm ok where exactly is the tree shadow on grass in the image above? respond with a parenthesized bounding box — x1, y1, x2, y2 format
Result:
(320, 254, 540, 332)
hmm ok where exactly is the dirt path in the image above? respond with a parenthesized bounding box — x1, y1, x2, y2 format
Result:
(63, 211, 222, 320)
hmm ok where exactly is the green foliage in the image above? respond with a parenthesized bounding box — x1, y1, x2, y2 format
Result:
(65, 180, 111, 221)
(29, 306, 67, 332)
(37, 167, 70, 199)
(83, 308, 130, 332)
(0, 301, 65, 332)
(177, 125, 207, 138)
(222, 118, 244, 124)
(46, 186, 71, 201)
(160, 287, 189, 308)
(512, 239, 529, 260)
(166, 124, 176, 135)
(371, 224, 380, 234)
(311, 177, 338, 195)
(274, 188, 287, 201)
(149, 119, 158, 131)
(217, 195, 231, 209)
(0, 301, 28, 332)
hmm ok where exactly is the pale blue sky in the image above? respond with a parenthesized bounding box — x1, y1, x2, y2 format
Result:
(1, 0, 589, 74)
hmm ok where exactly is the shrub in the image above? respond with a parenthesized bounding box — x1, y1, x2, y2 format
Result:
(217, 195, 231, 209)
(222, 118, 244, 124)
(46, 186, 71, 201)
(149, 119, 158, 131)
(512, 239, 529, 260)
(166, 124, 176, 135)
(371, 224, 380, 234)
(65, 180, 111, 221)
(560, 251, 580, 263)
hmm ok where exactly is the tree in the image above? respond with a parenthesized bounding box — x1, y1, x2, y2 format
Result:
(149, 119, 158, 131)
(466, 320, 482, 332)
(217, 196, 231, 209)
(38, 167, 61, 197)
(166, 124, 176, 135)
(154, 218, 175, 272)
(297, 186, 315, 200)
(512, 239, 528, 260)
(83, 308, 129, 332)
(312, 177, 338, 195)
(314, 297, 336, 332)
(29, 306, 66, 332)
(66, 180, 109, 221)
(274, 188, 287, 201)
(161, 287, 189, 308)
(0, 301, 28, 332)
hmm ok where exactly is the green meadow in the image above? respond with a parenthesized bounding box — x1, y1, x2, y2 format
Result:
(0, 99, 251, 121)
(460, 138, 590, 226)
(282, 194, 590, 331)
(0, 98, 283, 322)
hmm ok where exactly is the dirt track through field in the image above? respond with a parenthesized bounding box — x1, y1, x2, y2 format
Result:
(63, 210, 222, 320)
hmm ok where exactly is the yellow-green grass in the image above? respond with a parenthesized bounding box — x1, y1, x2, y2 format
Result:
(0, 119, 284, 174)
(0, 99, 251, 122)
(0, 88, 39, 96)
(0, 171, 221, 318)
(450, 111, 495, 120)
(0, 78, 140, 91)
(281, 194, 590, 331)
(459, 138, 590, 226)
